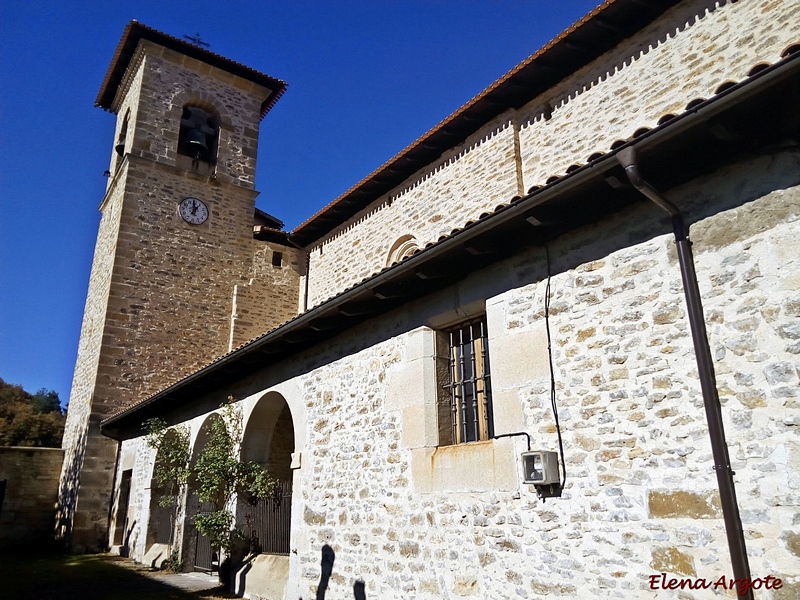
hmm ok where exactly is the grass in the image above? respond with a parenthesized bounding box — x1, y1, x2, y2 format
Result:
(0, 551, 237, 600)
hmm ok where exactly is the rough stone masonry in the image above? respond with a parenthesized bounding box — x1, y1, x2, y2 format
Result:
(64, 0, 800, 598)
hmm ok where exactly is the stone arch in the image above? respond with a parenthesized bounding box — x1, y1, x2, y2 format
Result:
(172, 89, 232, 129)
(180, 413, 225, 573)
(386, 234, 420, 267)
(171, 89, 229, 172)
(237, 392, 295, 556)
(178, 103, 221, 163)
(241, 392, 294, 473)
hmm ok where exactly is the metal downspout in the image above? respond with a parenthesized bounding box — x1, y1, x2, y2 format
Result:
(617, 147, 752, 597)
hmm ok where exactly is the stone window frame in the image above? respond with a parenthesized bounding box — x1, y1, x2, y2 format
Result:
(177, 103, 221, 164)
(111, 108, 131, 174)
(386, 234, 420, 267)
(436, 315, 495, 446)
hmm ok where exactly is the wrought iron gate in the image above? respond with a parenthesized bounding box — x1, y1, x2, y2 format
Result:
(193, 499, 217, 573)
(244, 479, 292, 555)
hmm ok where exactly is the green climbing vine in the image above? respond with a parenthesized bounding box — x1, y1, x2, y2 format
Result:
(144, 418, 191, 508)
(193, 398, 281, 553)
(143, 397, 280, 560)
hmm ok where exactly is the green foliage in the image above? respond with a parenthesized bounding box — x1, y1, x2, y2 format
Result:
(142, 397, 280, 560)
(239, 461, 282, 504)
(194, 510, 242, 552)
(193, 407, 240, 507)
(0, 377, 65, 447)
(191, 397, 280, 554)
(143, 418, 191, 555)
(163, 548, 183, 574)
(31, 388, 62, 414)
(144, 418, 191, 509)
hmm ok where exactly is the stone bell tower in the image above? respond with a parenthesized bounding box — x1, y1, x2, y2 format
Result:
(58, 21, 295, 551)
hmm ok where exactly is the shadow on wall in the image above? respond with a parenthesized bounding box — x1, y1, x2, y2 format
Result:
(54, 428, 87, 548)
(120, 519, 136, 558)
(298, 544, 366, 600)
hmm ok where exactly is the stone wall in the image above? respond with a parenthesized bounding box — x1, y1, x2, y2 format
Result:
(229, 242, 306, 350)
(305, 0, 800, 307)
(288, 152, 800, 599)
(94, 157, 270, 401)
(1, 447, 64, 548)
(517, 0, 800, 187)
(58, 166, 127, 547)
(110, 152, 799, 600)
(97, 1, 800, 596)
(306, 116, 520, 307)
(113, 40, 273, 189)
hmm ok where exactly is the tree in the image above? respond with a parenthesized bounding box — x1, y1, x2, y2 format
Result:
(31, 388, 61, 414)
(0, 377, 66, 447)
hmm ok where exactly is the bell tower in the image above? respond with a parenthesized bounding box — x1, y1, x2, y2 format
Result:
(59, 21, 291, 551)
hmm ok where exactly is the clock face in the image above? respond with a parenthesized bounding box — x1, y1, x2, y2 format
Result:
(179, 197, 208, 225)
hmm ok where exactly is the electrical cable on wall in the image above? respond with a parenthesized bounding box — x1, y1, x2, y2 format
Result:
(543, 244, 567, 490)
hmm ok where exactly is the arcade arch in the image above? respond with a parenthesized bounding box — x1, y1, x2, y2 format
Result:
(181, 413, 223, 573)
(238, 391, 295, 555)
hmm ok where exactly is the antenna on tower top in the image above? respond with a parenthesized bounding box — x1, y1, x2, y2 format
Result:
(184, 32, 210, 48)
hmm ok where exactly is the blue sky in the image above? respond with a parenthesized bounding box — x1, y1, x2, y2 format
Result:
(0, 0, 600, 405)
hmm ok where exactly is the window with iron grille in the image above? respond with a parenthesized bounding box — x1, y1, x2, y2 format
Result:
(440, 317, 493, 444)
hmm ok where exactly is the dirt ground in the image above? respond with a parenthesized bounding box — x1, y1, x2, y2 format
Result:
(0, 551, 238, 600)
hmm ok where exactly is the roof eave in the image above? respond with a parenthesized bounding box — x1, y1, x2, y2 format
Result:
(95, 20, 287, 119)
(289, 0, 682, 247)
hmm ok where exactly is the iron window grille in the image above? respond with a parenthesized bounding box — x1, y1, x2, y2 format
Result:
(443, 317, 494, 444)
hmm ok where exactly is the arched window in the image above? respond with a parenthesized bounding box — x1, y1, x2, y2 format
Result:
(178, 105, 220, 163)
(386, 234, 420, 267)
(115, 109, 130, 158)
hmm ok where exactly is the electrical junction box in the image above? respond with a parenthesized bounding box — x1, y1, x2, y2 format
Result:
(521, 450, 560, 485)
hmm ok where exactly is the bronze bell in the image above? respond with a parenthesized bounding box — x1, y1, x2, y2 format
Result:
(114, 134, 126, 157)
(181, 127, 208, 159)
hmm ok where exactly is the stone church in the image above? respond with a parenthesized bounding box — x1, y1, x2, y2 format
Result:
(60, 0, 799, 598)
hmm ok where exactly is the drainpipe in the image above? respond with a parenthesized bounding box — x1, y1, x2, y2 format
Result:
(617, 147, 752, 597)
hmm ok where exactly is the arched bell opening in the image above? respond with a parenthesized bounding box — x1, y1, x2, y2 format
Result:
(110, 109, 131, 174)
(238, 392, 295, 557)
(177, 104, 220, 164)
(143, 428, 183, 569)
(116, 110, 130, 158)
